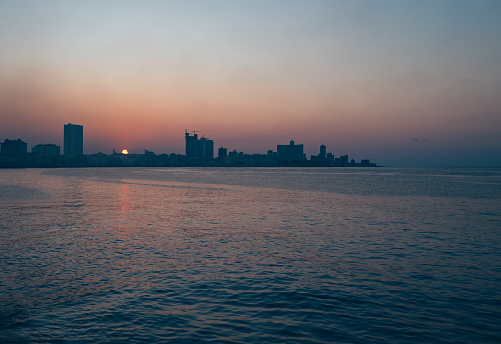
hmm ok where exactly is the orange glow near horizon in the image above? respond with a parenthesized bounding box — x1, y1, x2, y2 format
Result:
(0, 1, 500, 166)
(122, 149, 128, 155)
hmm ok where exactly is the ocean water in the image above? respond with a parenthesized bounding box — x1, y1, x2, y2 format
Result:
(0, 167, 500, 343)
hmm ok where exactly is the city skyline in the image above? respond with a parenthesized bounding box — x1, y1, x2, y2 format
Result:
(1, 1, 501, 167)
(0, 125, 378, 168)
(0, 127, 380, 166)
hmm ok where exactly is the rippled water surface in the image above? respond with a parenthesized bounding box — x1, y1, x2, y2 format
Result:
(1, 167, 500, 343)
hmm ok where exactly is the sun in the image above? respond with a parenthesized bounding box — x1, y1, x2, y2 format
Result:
(122, 149, 128, 155)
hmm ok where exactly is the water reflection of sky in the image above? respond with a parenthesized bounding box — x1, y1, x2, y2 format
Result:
(1, 168, 500, 343)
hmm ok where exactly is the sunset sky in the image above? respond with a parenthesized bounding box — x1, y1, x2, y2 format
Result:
(1, 0, 500, 166)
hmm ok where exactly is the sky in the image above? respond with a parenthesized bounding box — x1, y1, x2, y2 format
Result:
(1, 0, 500, 166)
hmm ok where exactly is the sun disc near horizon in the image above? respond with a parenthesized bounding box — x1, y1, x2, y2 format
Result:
(122, 149, 128, 154)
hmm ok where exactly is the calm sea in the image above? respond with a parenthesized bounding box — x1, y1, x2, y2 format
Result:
(1, 167, 500, 343)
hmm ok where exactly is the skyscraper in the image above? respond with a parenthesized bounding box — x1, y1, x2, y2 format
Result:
(64, 123, 83, 157)
(185, 132, 198, 158)
(320, 145, 326, 163)
(198, 137, 214, 159)
(185, 131, 214, 160)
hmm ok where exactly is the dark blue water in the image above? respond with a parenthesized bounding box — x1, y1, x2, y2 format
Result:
(1, 167, 500, 343)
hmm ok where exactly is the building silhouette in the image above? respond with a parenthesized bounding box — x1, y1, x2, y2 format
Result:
(32, 144, 60, 158)
(0, 139, 28, 167)
(185, 131, 214, 160)
(334, 155, 349, 167)
(311, 145, 335, 166)
(0, 128, 378, 168)
(277, 140, 305, 163)
(320, 144, 326, 164)
(1, 139, 27, 159)
(64, 123, 83, 157)
(218, 147, 227, 159)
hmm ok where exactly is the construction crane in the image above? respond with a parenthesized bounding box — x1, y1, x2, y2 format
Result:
(185, 129, 204, 138)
